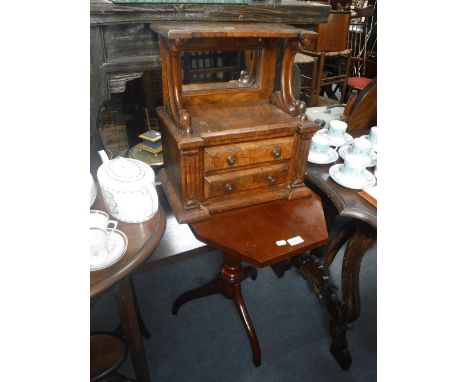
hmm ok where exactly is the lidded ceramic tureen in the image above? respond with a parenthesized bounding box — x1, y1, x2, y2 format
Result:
(97, 150, 159, 223)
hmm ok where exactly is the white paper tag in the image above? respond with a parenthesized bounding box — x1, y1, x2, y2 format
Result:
(276, 240, 287, 246)
(287, 236, 304, 246)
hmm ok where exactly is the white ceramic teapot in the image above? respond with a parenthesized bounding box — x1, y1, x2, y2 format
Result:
(96, 150, 159, 223)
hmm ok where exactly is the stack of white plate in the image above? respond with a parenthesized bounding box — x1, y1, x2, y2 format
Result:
(90, 173, 97, 207)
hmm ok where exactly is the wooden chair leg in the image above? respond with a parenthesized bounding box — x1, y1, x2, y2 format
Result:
(340, 53, 351, 104)
(312, 53, 325, 106)
(309, 58, 318, 107)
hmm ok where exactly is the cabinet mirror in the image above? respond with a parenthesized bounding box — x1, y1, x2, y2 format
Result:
(181, 48, 262, 92)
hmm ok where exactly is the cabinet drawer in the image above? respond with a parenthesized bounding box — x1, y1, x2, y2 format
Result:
(203, 162, 289, 198)
(204, 136, 294, 172)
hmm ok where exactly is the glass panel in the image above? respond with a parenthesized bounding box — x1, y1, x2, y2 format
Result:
(181, 49, 261, 92)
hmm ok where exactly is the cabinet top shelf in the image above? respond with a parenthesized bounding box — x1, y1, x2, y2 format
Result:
(151, 21, 318, 39)
(156, 101, 314, 145)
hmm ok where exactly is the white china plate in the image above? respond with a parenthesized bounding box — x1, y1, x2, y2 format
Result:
(316, 128, 353, 147)
(329, 164, 376, 190)
(361, 135, 377, 152)
(308, 147, 339, 164)
(90, 229, 128, 272)
(338, 145, 377, 167)
(305, 106, 345, 129)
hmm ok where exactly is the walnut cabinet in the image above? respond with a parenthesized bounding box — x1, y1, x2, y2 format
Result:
(151, 22, 319, 223)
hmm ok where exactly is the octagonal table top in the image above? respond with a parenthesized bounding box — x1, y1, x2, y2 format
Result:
(190, 193, 328, 267)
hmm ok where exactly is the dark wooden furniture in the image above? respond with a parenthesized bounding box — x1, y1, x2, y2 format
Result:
(343, 77, 377, 134)
(307, 11, 350, 53)
(294, 51, 317, 105)
(90, 334, 127, 381)
(300, 11, 352, 106)
(90, 1, 331, 173)
(91, 190, 166, 382)
(300, 147, 376, 370)
(172, 195, 328, 366)
(344, 76, 373, 103)
(152, 22, 320, 223)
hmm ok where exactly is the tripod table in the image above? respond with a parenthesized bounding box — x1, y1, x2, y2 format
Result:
(172, 194, 328, 366)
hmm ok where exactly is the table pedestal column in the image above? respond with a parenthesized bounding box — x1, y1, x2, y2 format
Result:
(172, 253, 261, 366)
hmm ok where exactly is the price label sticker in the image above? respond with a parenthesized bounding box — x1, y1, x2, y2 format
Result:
(276, 240, 287, 246)
(287, 236, 304, 246)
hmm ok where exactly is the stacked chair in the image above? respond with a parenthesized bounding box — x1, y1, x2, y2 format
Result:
(297, 11, 352, 106)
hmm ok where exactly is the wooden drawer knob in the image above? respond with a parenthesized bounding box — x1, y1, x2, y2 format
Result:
(226, 156, 237, 166)
(272, 149, 281, 159)
(224, 183, 234, 192)
(267, 175, 277, 184)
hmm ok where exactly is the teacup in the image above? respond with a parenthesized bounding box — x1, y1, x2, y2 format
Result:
(342, 154, 368, 178)
(369, 126, 377, 145)
(90, 227, 110, 266)
(352, 137, 373, 156)
(311, 134, 331, 154)
(90, 210, 118, 232)
(328, 120, 347, 137)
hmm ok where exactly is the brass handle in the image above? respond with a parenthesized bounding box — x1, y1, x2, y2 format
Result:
(267, 175, 277, 184)
(272, 149, 281, 159)
(224, 183, 234, 192)
(226, 156, 236, 166)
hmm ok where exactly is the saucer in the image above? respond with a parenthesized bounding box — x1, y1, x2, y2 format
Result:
(338, 145, 377, 167)
(361, 135, 377, 152)
(308, 147, 339, 164)
(329, 164, 376, 190)
(90, 229, 128, 271)
(316, 128, 353, 147)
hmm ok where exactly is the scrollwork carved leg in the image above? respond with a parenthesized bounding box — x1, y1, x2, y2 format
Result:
(298, 218, 375, 370)
(329, 221, 376, 370)
(298, 218, 353, 298)
(162, 37, 192, 134)
(322, 220, 356, 268)
(270, 36, 310, 120)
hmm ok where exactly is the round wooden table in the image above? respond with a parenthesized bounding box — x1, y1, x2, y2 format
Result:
(91, 190, 166, 298)
(302, 149, 376, 371)
(91, 190, 166, 382)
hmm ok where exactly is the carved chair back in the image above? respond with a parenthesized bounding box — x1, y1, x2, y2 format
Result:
(343, 77, 377, 134)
